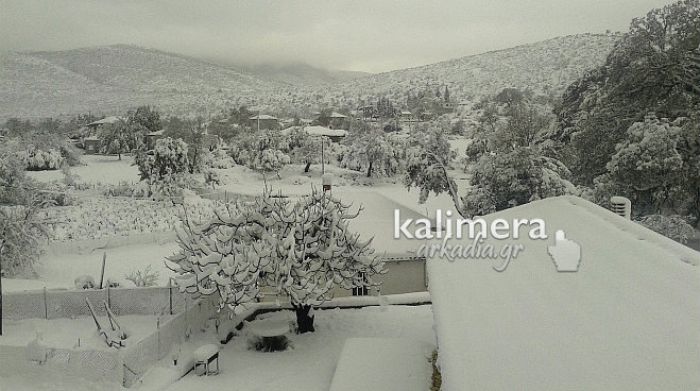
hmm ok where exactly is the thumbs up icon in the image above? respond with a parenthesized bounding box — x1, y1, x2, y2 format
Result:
(547, 230, 581, 272)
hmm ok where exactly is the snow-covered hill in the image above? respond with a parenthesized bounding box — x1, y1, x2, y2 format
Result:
(307, 33, 620, 104)
(0, 34, 619, 119)
(0, 45, 288, 119)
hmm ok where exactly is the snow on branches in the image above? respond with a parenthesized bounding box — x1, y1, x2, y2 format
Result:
(167, 188, 385, 312)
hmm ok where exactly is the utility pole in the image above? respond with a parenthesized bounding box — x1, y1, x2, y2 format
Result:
(0, 240, 4, 336)
(321, 136, 325, 175)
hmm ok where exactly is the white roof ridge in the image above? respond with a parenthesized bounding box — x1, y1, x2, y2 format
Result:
(559, 195, 700, 267)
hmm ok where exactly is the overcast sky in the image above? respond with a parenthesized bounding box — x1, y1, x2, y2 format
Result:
(0, 0, 676, 73)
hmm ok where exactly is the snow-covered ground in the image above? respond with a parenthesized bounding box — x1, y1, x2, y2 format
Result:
(3, 241, 179, 292)
(0, 314, 166, 350)
(329, 337, 433, 391)
(27, 155, 141, 186)
(8, 154, 456, 291)
(162, 305, 435, 391)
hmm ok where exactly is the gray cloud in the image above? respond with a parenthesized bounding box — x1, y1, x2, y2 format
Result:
(0, 0, 677, 72)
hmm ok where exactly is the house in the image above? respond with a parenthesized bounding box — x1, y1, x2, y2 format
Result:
(303, 125, 347, 142)
(318, 112, 349, 129)
(83, 135, 101, 154)
(428, 196, 700, 390)
(336, 190, 431, 297)
(398, 110, 415, 122)
(248, 115, 280, 130)
(86, 116, 122, 130)
(144, 130, 165, 150)
(281, 125, 348, 142)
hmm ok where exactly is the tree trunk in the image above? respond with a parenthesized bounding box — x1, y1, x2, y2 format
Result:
(304, 161, 311, 173)
(294, 305, 315, 333)
(366, 161, 373, 178)
(118, 152, 122, 161)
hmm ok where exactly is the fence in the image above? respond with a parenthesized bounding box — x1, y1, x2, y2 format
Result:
(121, 294, 220, 387)
(3, 286, 188, 321)
(0, 286, 219, 388)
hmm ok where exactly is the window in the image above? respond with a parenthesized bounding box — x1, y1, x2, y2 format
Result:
(352, 271, 368, 296)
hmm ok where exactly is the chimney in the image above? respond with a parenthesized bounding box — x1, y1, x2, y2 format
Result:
(610, 196, 632, 219)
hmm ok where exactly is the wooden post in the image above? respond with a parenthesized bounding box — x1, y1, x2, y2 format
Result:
(99, 252, 106, 289)
(321, 136, 325, 175)
(169, 279, 173, 315)
(44, 287, 48, 319)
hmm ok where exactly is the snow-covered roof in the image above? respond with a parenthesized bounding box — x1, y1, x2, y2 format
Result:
(249, 114, 278, 121)
(339, 190, 427, 260)
(83, 135, 100, 141)
(327, 112, 347, 119)
(87, 116, 122, 126)
(329, 338, 433, 391)
(303, 126, 347, 138)
(146, 129, 165, 136)
(428, 196, 700, 390)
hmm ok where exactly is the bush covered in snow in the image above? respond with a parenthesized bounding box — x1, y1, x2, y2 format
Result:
(339, 128, 405, 178)
(0, 204, 51, 277)
(136, 137, 191, 196)
(125, 265, 160, 287)
(18, 146, 65, 170)
(205, 146, 235, 169)
(463, 147, 575, 216)
(636, 214, 695, 244)
(228, 131, 291, 176)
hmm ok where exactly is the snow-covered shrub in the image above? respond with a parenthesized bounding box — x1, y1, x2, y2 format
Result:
(249, 334, 289, 352)
(74, 275, 96, 289)
(125, 265, 160, 287)
(404, 126, 458, 204)
(168, 188, 385, 333)
(636, 214, 695, 244)
(463, 147, 575, 216)
(251, 149, 290, 175)
(0, 204, 50, 277)
(598, 117, 687, 215)
(340, 129, 403, 177)
(1, 140, 34, 205)
(205, 147, 235, 169)
(136, 137, 191, 196)
(98, 119, 146, 160)
(18, 146, 65, 170)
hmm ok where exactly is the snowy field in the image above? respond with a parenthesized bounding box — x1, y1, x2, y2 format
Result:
(5, 152, 456, 292)
(26, 155, 141, 186)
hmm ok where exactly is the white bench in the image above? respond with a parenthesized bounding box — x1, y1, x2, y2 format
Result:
(193, 344, 220, 376)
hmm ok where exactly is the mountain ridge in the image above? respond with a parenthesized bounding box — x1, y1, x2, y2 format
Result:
(0, 34, 621, 119)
